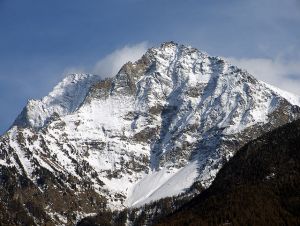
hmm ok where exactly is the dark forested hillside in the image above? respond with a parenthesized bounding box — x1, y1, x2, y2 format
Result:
(157, 119, 300, 226)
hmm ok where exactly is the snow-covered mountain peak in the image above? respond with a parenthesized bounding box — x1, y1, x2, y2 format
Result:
(12, 42, 256, 131)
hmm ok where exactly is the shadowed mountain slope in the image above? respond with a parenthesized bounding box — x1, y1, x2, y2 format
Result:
(157, 119, 300, 226)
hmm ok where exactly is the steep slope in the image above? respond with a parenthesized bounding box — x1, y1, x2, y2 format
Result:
(1, 42, 300, 225)
(263, 82, 300, 107)
(157, 119, 300, 226)
(13, 73, 101, 128)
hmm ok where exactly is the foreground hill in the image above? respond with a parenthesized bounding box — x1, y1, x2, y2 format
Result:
(157, 119, 300, 226)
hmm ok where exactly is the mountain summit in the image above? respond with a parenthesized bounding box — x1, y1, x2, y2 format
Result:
(1, 42, 300, 225)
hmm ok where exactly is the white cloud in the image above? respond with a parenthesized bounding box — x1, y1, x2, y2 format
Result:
(93, 42, 149, 77)
(227, 57, 300, 95)
(63, 42, 149, 78)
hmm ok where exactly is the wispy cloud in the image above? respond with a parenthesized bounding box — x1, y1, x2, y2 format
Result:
(93, 42, 149, 77)
(63, 42, 149, 78)
(227, 57, 300, 95)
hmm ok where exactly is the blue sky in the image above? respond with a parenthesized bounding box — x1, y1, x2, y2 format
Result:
(1, 0, 300, 134)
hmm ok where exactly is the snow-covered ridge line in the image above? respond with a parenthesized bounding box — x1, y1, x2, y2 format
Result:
(13, 73, 102, 128)
(262, 81, 300, 107)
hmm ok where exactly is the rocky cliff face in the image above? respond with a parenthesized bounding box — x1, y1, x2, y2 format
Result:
(1, 42, 300, 225)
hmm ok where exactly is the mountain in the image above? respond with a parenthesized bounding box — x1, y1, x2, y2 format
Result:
(156, 119, 300, 226)
(0, 42, 300, 225)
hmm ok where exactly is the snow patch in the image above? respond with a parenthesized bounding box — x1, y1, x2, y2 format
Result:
(125, 161, 199, 207)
